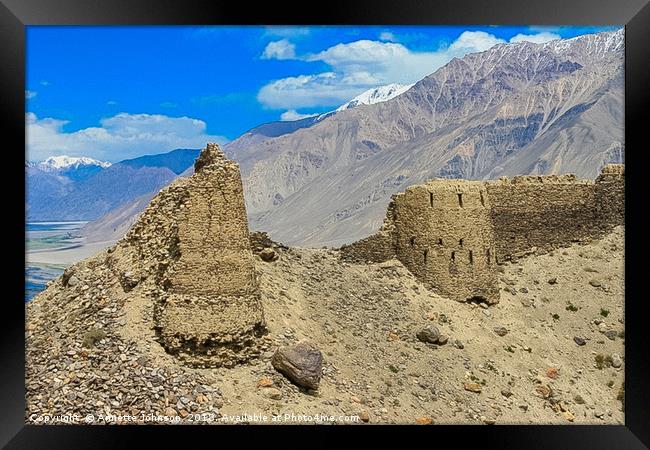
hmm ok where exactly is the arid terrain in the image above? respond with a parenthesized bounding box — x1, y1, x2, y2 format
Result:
(26, 225, 624, 425)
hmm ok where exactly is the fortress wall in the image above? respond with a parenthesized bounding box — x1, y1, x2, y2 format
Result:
(595, 164, 625, 230)
(392, 181, 500, 304)
(338, 165, 624, 305)
(486, 175, 597, 263)
(339, 198, 397, 262)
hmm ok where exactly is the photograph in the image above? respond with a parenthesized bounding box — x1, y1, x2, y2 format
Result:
(22, 23, 628, 427)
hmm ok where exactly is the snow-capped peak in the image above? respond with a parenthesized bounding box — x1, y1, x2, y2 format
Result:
(37, 155, 112, 171)
(336, 83, 414, 112)
(312, 82, 414, 122)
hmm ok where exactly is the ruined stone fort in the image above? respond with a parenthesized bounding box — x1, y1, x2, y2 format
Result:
(95, 143, 623, 367)
(121, 143, 267, 367)
(341, 164, 625, 305)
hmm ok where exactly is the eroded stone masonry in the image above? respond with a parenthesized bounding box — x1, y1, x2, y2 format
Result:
(123, 143, 267, 367)
(341, 165, 625, 305)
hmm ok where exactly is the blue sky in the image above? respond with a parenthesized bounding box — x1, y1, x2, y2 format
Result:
(26, 25, 619, 162)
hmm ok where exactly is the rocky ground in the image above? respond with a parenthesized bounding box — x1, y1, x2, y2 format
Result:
(25, 226, 624, 425)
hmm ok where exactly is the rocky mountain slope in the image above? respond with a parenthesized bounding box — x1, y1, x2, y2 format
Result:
(231, 30, 623, 247)
(26, 226, 624, 424)
(78, 30, 624, 250)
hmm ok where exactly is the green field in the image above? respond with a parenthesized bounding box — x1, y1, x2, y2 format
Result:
(26, 234, 77, 251)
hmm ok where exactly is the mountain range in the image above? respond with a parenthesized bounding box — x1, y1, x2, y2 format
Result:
(32, 29, 624, 248)
(26, 149, 200, 221)
(232, 29, 624, 247)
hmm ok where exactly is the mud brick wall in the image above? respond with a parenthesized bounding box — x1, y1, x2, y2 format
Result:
(339, 199, 397, 263)
(486, 175, 597, 263)
(595, 164, 625, 231)
(392, 181, 499, 304)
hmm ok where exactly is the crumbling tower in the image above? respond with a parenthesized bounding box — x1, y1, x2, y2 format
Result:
(129, 143, 267, 367)
(392, 180, 500, 304)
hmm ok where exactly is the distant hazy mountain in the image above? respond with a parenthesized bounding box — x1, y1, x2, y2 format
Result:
(118, 149, 200, 175)
(26, 149, 198, 222)
(29, 155, 112, 182)
(34, 155, 112, 171)
(232, 29, 624, 247)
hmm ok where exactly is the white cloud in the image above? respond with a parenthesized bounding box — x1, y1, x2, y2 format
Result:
(379, 31, 397, 42)
(449, 31, 506, 53)
(26, 112, 228, 162)
(107, 100, 118, 106)
(261, 39, 296, 60)
(258, 72, 379, 109)
(25, 90, 37, 99)
(280, 110, 317, 121)
(257, 33, 506, 110)
(509, 31, 561, 44)
(39, 80, 50, 86)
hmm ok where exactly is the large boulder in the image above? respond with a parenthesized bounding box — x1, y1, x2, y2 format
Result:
(271, 341, 323, 389)
(416, 325, 441, 344)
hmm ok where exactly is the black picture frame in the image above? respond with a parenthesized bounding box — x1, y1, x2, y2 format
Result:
(3, 0, 648, 447)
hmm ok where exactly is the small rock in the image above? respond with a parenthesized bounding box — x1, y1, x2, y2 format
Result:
(271, 341, 323, 390)
(415, 416, 434, 425)
(437, 335, 449, 345)
(604, 330, 617, 341)
(464, 382, 482, 393)
(589, 279, 602, 288)
(535, 385, 552, 398)
(358, 411, 370, 423)
(573, 337, 586, 346)
(454, 340, 464, 349)
(263, 388, 283, 400)
(416, 325, 441, 344)
(259, 248, 278, 262)
(119, 271, 139, 292)
(564, 411, 575, 422)
(501, 388, 512, 398)
(519, 287, 529, 293)
(611, 353, 622, 368)
(520, 298, 533, 308)
(387, 331, 399, 342)
(546, 367, 558, 379)
(548, 278, 558, 285)
(257, 377, 274, 388)
(67, 276, 79, 287)
(493, 326, 508, 337)
(481, 416, 496, 425)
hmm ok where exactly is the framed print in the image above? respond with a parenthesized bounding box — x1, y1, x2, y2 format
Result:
(2, 0, 649, 447)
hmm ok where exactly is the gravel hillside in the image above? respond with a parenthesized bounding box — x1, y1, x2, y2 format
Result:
(26, 226, 624, 425)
